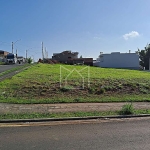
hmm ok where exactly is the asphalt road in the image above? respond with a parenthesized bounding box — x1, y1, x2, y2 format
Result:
(0, 64, 22, 73)
(0, 118, 150, 150)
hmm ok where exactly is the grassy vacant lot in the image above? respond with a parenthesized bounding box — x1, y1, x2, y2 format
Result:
(0, 63, 150, 104)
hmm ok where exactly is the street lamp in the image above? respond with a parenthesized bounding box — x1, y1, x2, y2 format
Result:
(12, 39, 21, 54)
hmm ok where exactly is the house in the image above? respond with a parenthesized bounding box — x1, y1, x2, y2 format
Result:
(52, 50, 93, 66)
(52, 50, 78, 63)
(94, 52, 139, 69)
(0, 50, 9, 62)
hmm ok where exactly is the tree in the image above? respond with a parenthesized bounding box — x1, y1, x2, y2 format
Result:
(80, 55, 82, 58)
(27, 57, 32, 64)
(138, 44, 150, 70)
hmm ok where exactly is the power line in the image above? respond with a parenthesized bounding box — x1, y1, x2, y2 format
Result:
(12, 39, 21, 54)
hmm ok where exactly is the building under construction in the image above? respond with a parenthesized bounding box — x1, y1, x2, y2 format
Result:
(51, 50, 93, 66)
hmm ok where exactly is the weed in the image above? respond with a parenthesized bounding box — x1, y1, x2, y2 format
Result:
(100, 88, 105, 94)
(139, 88, 149, 94)
(88, 87, 95, 93)
(95, 88, 105, 94)
(74, 98, 80, 102)
(60, 86, 72, 92)
(104, 85, 115, 91)
(119, 103, 134, 115)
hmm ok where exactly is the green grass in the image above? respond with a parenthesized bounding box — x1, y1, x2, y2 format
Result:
(119, 103, 134, 115)
(0, 109, 150, 119)
(0, 111, 118, 119)
(0, 62, 5, 65)
(1, 63, 150, 104)
(1, 94, 150, 104)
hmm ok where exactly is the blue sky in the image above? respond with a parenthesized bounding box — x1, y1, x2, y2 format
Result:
(0, 0, 150, 61)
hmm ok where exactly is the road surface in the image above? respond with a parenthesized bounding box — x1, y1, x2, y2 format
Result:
(0, 64, 23, 73)
(0, 117, 150, 150)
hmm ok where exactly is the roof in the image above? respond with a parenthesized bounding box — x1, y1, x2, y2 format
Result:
(53, 51, 79, 56)
(0, 50, 9, 53)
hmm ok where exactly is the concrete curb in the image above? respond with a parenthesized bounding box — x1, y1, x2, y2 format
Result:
(0, 114, 150, 123)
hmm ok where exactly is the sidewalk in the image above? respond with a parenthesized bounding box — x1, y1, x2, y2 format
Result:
(0, 102, 150, 114)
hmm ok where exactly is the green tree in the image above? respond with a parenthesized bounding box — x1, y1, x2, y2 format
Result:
(27, 57, 32, 64)
(138, 44, 150, 70)
(80, 55, 82, 58)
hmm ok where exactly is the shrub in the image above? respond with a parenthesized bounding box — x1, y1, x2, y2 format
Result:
(27, 57, 32, 64)
(119, 103, 134, 115)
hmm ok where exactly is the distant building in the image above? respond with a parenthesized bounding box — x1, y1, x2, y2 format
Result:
(68, 58, 93, 66)
(52, 50, 78, 63)
(94, 52, 139, 69)
(0, 50, 9, 62)
(52, 50, 93, 66)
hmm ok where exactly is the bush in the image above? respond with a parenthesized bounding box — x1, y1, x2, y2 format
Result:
(119, 103, 134, 115)
(27, 57, 32, 64)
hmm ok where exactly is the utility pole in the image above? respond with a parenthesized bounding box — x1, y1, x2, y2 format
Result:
(47, 51, 48, 58)
(26, 50, 27, 59)
(12, 42, 14, 53)
(45, 47, 47, 58)
(16, 49, 17, 57)
(42, 42, 44, 62)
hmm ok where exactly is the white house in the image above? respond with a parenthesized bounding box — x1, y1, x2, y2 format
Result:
(94, 52, 139, 69)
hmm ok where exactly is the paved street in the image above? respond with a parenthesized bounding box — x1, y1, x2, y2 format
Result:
(0, 64, 23, 73)
(0, 117, 150, 150)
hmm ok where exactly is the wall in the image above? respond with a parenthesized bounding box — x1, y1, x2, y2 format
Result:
(0, 51, 9, 58)
(68, 58, 93, 66)
(94, 53, 139, 69)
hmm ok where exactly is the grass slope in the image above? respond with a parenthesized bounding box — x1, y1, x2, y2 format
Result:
(0, 63, 150, 104)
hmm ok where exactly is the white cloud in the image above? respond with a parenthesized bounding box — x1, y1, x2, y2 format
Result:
(123, 31, 140, 40)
